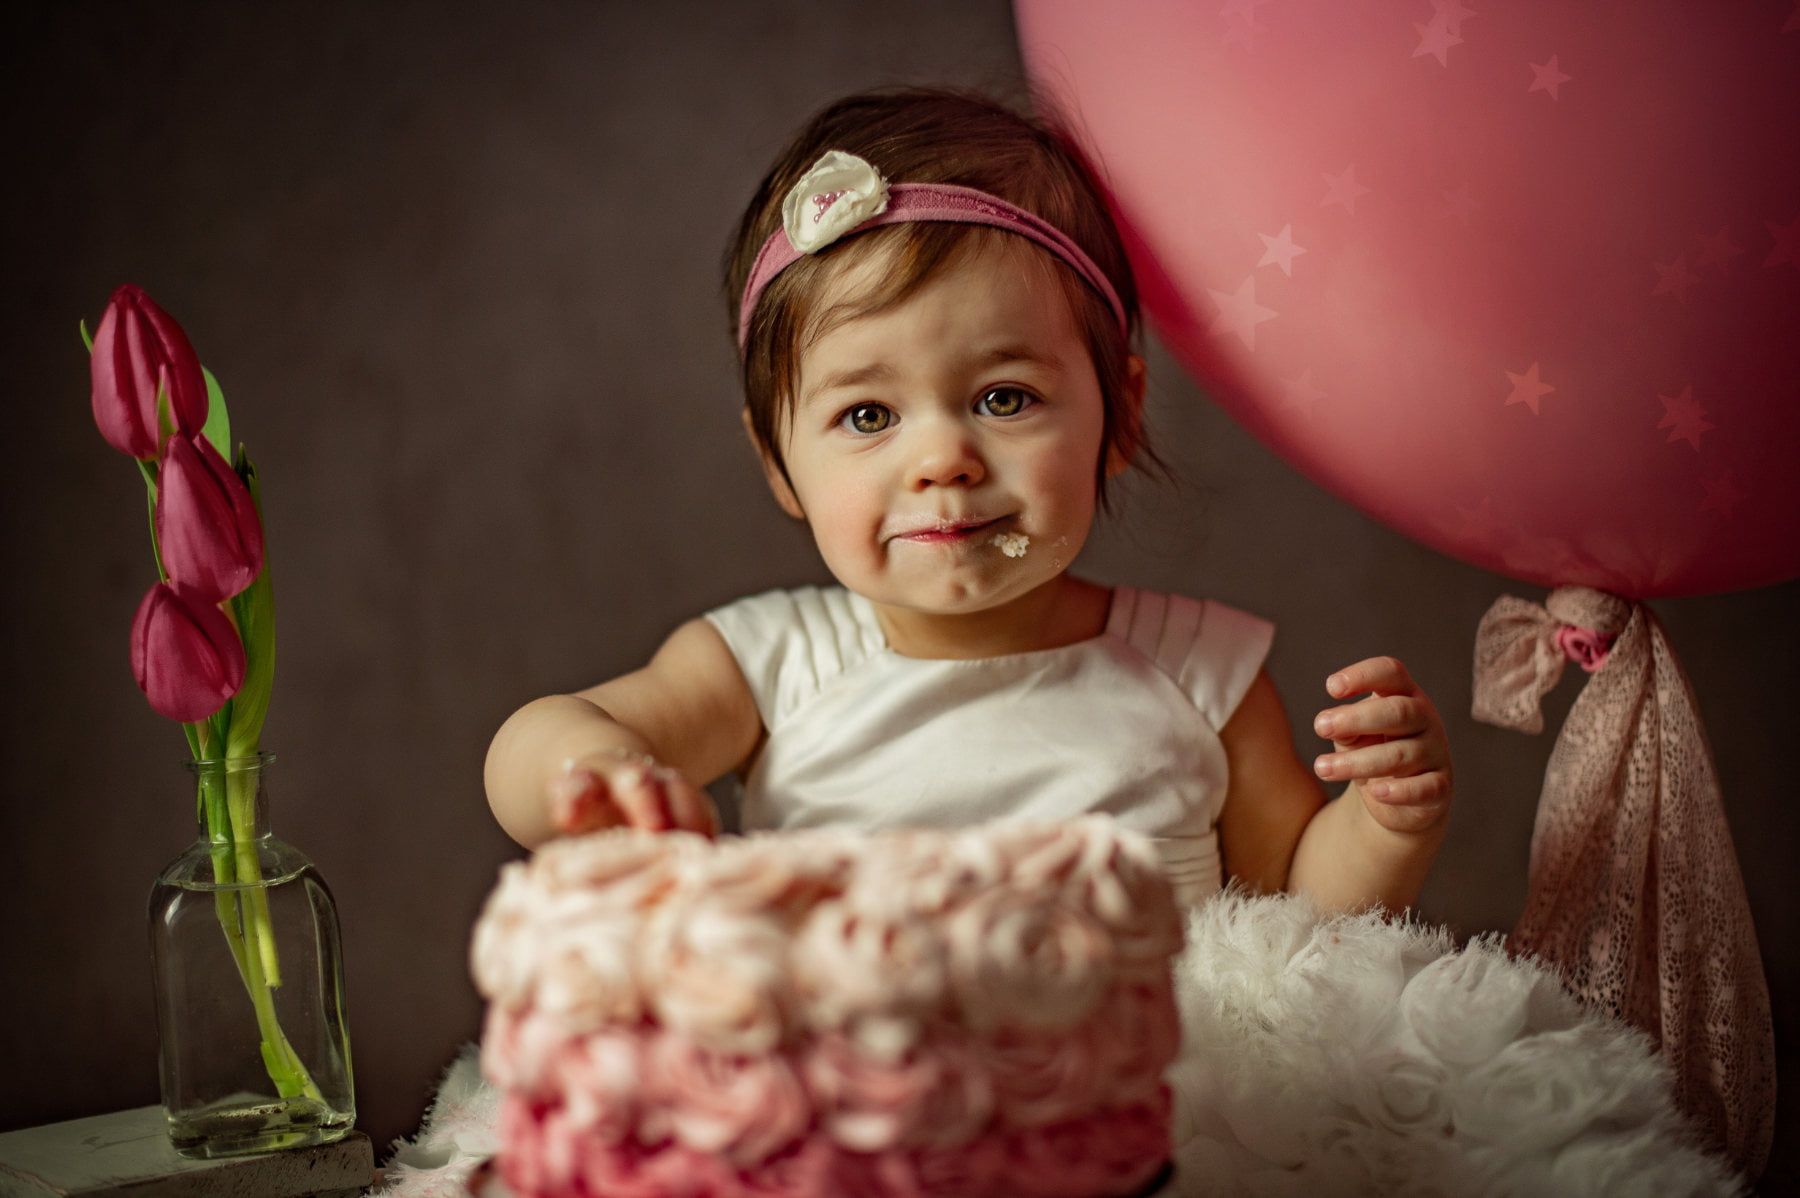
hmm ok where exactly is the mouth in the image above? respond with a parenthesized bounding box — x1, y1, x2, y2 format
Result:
(891, 516, 1006, 544)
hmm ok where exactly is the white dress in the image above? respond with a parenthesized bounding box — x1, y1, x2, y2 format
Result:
(703, 583, 1274, 909)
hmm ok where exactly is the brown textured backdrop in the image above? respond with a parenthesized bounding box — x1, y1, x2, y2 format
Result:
(3, 0, 1794, 1185)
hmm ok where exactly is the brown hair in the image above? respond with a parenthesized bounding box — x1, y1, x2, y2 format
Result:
(722, 85, 1161, 511)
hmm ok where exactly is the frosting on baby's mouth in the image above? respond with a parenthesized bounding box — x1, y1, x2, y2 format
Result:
(990, 531, 1030, 558)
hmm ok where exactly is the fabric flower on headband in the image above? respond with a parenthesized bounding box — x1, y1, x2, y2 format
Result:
(780, 151, 890, 254)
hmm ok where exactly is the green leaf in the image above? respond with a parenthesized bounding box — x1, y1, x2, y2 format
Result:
(209, 702, 233, 758)
(137, 458, 167, 582)
(155, 377, 173, 446)
(80, 318, 93, 353)
(226, 450, 276, 759)
(200, 367, 231, 463)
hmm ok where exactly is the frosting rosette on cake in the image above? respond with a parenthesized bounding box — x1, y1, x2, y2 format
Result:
(469, 862, 549, 1010)
(846, 828, 1008, 920)
(639, 894, 794, 1055)
(1064, 823, 1187, 980)
(804, 1030, 994, 1152)
(945, 884, 1115, 1032)
(532, 827, 701, 905)
(791, 898, 949, 1056)
(470, 817, 1182, 1197)
(644, 1033, 812, 1164)
(532, 912, 644, 1031)
(669, 831, 853, 920)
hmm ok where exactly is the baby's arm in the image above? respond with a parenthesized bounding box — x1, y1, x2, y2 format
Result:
(1215, 671, 1326, 894)
(1217, 660, 1452, 913)
(483, 618, 763, 849)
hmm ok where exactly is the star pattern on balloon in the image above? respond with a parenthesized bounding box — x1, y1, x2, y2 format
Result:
(1652, 255, 1700, 303)
(1281, 367, 1328, 417)
(1019, 2, 1800, 600)
(1413, 16, 1464, 66)
(1764, 215, 1800, 270)
(1699, 469, 1747, 517)
(1257, 224, 1307, 276)
(1656, 385, 1715, 450)
(1503, 362, 1555, 415)
(1528, 54, 1571, 100)
(1440, 183, 1479, 225)
(1321, 166, 1370, 215)
(1208, 276, 1279, 351)
(1432, 0, 1477, 30)
(1694, 225, 1743, 273)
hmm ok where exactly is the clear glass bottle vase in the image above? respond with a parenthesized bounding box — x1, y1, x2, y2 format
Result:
(147, 753, 355, 1158)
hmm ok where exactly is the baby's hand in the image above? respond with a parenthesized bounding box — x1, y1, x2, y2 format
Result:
(546, 749, 720, 839)
(1310, 656, 1453, 835)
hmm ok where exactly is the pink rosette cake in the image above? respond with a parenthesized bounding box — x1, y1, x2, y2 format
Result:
(469, 817, 1182, 1197)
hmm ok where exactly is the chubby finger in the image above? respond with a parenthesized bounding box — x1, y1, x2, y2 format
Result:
(1314, 735, 1434, 782)
(1314, 693, 1433, 742)
(547, 767, 622, 834)
(610, 766, 674, 832)
(1363, 770, 1453, 806)
(1326, 656, 1417, 700)
(660, 771, 720, 837)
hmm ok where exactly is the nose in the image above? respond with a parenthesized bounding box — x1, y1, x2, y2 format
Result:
(907, 415, 986, 490)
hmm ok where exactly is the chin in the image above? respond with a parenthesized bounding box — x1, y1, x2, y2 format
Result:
(888, 571, 1049, 615)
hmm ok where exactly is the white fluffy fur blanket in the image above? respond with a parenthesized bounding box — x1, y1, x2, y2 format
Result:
(372, 891, 1742, 1197)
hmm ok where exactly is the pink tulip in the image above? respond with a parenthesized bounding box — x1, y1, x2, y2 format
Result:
(155, 433, 264, 602)
(129, 582, 246, 722)
(89, 284, 208, 461)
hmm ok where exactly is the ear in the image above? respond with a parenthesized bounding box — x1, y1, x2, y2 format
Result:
(741, 405, 806, 521)
(1104, 354, 1148, 479)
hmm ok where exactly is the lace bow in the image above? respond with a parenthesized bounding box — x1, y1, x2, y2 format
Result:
(1471, 586, 1774, 1178)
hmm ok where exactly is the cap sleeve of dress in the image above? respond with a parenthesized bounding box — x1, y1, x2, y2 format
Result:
(1183, 599, 1275, 730)
(701, 586, 882, 731)
(1112, 586, 1275, 731)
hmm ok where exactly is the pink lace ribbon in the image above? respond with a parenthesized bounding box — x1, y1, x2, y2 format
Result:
(1471, 586, 1774, 1179)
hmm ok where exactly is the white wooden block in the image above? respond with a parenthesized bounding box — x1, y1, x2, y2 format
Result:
(0, 1105, 373, 1198)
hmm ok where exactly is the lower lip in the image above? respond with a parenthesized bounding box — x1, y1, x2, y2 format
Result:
(897, 519, 1000, 544)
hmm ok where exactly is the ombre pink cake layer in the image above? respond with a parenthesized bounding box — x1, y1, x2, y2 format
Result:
(481, 1006, 1179, 1161)
(469, 818, 1184, 1196)
(498, 1084, 1173, 1198)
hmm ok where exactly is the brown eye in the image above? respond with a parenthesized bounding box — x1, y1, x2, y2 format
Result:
(841, 403, 892, 434)
(979, 388, 1034, 418)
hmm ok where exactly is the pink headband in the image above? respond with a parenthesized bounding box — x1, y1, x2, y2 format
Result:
(736, 150, 1129, 355)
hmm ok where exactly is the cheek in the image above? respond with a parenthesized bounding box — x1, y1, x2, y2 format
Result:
(1023, 432, 1102, 524)
(793, 461, 883, 544)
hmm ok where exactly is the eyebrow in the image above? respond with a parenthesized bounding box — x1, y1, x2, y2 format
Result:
(801, 345, 1062, 408)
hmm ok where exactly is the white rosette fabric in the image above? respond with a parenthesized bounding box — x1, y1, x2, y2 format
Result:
(1167, 889, 1746, 1196)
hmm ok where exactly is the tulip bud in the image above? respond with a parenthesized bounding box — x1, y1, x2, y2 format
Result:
(89, 284, 208, 461)
(129, 582, 246, 722)
(156, 433, 265, 602)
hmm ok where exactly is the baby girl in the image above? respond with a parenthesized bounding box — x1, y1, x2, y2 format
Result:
(484, 86, 1454, 917)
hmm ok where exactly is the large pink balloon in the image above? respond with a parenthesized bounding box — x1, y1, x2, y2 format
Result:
(1017, 0, 1800, 598)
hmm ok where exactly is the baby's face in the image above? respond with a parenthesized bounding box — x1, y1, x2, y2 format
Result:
(773, 237, 1109, 617)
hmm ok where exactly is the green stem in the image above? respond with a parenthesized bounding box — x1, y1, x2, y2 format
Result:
(200, 771, 251, 991)
(227, 886, 320, 1102)
(195, 760, 322, 1103)
(225, 768, 282, 987)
